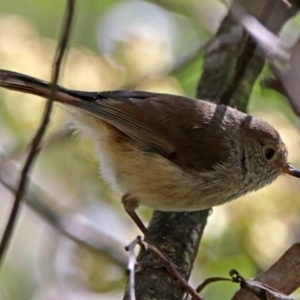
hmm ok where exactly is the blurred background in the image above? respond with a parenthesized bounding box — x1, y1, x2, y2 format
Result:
(0, 0, 300, 299)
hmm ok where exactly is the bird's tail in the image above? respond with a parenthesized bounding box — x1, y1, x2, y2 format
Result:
(0, 69, 83, 103)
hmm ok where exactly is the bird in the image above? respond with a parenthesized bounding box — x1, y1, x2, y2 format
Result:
(0, 69, 299, 237)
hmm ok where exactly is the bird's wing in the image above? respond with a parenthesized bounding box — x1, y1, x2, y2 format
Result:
(68, 91, 177, 157)
(0, 70, 231, 170)
(69, 90, 231, 171)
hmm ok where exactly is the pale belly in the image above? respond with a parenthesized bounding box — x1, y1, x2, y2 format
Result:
(97, 136, 235, 211)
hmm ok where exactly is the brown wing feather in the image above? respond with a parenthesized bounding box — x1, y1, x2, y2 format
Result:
(71, 92, 232, 171)
(70, 96, 176, 157)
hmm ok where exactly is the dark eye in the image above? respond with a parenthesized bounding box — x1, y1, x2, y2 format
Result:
(264, 148, 275, 160)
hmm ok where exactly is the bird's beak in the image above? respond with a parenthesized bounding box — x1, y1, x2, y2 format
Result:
(282, 164, 300, 178)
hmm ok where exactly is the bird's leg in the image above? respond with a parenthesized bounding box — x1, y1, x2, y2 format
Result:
(121, 193, 154, 243)
(122, 194, 189, 278)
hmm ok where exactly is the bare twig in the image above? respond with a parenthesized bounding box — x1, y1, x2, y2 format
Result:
(195, 277, 232, 294)
(125, 236, 203, 300)
(0, 0, 76, 265)
(125, 237, 140, 300)
(137, 240, 203, 300)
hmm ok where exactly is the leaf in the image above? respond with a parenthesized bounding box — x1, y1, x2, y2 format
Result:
(230, 269, 295, 300)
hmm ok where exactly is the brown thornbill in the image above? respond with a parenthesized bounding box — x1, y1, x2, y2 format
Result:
(0, 69, 299, 235)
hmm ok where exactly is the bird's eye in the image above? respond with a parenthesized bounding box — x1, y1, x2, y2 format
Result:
(264, 148, 275, 160)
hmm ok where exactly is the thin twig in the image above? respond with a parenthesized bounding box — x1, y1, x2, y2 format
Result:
(125, 237, 141, 300)
(125, 236, 202, 299)
(195, 277, 232, 294)
(0, 0, 76, 265)
(138, 240, 203, 300)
